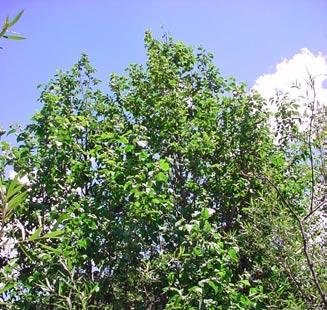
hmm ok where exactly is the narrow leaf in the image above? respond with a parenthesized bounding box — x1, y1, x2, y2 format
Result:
(4, 34, 26, 40)
(8, 191, 27, 212)
(42, 229, 64, 239)
(19, 243, 36, 261)
(29, 227, 42, 241)
(9, 10, 24, 27)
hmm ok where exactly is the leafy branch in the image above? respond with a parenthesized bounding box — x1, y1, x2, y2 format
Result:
(0, 10, 25, 48)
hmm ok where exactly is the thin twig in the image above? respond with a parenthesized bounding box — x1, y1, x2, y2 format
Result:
(306, 72, 316, 214)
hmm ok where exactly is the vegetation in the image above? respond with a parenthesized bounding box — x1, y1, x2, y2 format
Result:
(0, 10, 25, 47)
(0, 32, 326, 309)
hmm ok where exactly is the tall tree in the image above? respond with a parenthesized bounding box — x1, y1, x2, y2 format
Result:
(2, 33, 326, 309)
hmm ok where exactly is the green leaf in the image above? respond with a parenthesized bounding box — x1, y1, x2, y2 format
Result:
(52, 213, 70, 230)
(240, 295, 252, 306)
(125, 144, 135, 153)
(193, 246, 202, 256)
(159, 159, 170, 171)
(38, 243, 60, 254)
(156, 172, 168, 182)
(228, 248, 238, 262)
(6, 177, 23, 200)
(208, 280, 219, 294)
(201, 208, 214, 220)
(58, 281, 65, 296)
(77, 238, 88, 249)
(0, 283, 14, 295)
(189, 286, 202, 295)
(19, 243, 36, 261)
(9, 10, 24, 27)
(118, 136, 128, 144)
(164, 287, 184, 297)
(241, 279, 251, 287)
(29, 227, 42, 241)
(8, 190, 27, 208)
(249, 287, 257, 296)
(3, 34, 26, 40)
(42, 229, 64, 239)
(0, 17, 9, 37)
(6, 128, 16, 136)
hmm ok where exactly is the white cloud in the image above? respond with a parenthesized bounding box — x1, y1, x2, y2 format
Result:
(253, 48, 327, 120)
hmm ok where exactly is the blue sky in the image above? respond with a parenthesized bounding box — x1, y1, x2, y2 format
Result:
(0, 0, 326, 130)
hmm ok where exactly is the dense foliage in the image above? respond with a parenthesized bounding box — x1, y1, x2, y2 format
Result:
(0, 33, 326, 309)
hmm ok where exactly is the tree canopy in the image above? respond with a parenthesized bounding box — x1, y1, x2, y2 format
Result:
(0, 32, 326, 309)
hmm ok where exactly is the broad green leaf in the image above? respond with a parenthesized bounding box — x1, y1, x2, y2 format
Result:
(118, 136, 128, 144)
(241, 279, 251, 287)
(228, 248, 238, 262)
(249, 287, 257, 296)
(193, 246, 202, 256)
(201, 208, 214, 220)
(159, 159, 170, 171)
(156, 172, 168, 182)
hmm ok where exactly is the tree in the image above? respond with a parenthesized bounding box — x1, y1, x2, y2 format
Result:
(2, 32, 326, 309)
